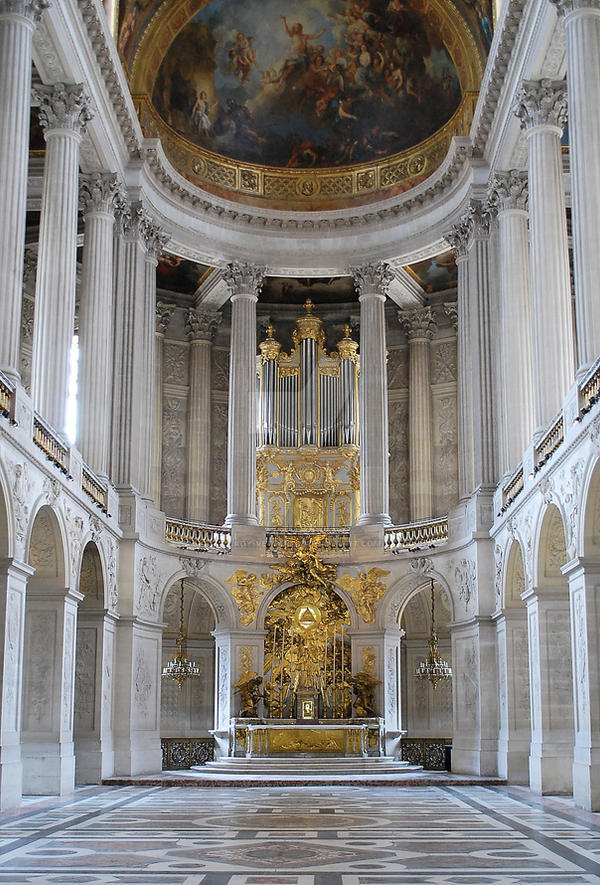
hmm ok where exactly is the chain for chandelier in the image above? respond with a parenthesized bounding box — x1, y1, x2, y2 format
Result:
(161, 579, 200, 689)
(414, 578, 452, 688)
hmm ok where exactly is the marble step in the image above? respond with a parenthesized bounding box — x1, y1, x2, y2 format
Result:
(190, 756, 423, 779)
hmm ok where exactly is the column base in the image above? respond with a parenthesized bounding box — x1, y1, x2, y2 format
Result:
(114, 738, 161, 777)
(75, 738, 115, 784)
(224, 513, 259, 527)
(451, 745, 498, 777)
(529, 743, 573, 795)
(0, 743, 22, 811)
(572, 746, 600, 811)
(21, 741, 75, 796)
(497, 736, 530, 784)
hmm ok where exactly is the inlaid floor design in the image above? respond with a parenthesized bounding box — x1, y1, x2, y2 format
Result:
(0, 784, 599, 884)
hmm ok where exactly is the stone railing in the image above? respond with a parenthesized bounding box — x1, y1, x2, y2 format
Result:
(82, 465, 108, 513)
(265, 529, 351, 556)
(165, 518, 231, 553)
(501, 465, 524, 511)
(581, 358, 600, 416)
(384, 517, 448, 554)
(0, 372, 13, 418)
(534, 413, 564, 473)
(33, 414, 70, 474)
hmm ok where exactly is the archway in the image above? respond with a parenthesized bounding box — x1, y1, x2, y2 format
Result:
(497, 540, 530, 783)
(74, 541, 114, 783)
(527, 503, 573, 794)
(399, 580, 452, 769)
(160, 581, 216, 769)
(22, 505, 74, 795)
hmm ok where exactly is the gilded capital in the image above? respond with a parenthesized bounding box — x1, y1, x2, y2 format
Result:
(186, 307, 222, 342)
(79, 172, 122, 216)
(156, 301, 175, 335)
(352, 263, 393, 298)
(399, 306, 436, 341)
(223, 261, 264, 297)
(32, 82, 93, 135)
(489, 170, 528, 213)
(0, 0, 50, 21)
(513, 79, 567, 131)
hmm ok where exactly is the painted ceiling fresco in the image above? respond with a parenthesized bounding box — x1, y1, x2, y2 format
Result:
(148, 0, 464, 169)
(406, 250, 457, 292)
(156, 254, 212, 295)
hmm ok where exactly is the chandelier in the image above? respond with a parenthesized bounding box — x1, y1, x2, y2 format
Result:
(161, 580, 200, 689)
(414, 578, 452, 688)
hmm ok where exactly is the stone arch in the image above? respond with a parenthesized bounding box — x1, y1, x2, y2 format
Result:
(536, 502, 568, 586)
(581, 454, 600, 557)
(0, 460, 13, 559)
(380, 568, 455, 631)
(159, 568, 233, 631)
(504, 539, 527, 609)
(160, 578, 217, 759)
(26, 504, 67, 588)
(255, 578, 360, 632)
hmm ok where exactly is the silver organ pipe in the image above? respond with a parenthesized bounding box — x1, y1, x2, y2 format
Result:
(301, 337, 318, 445)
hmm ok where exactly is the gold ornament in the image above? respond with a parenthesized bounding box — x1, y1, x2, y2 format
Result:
(226, 570, 277, 626)
(339, 567, 390, 624)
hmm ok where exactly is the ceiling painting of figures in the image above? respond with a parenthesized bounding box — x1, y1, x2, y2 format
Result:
(149, 0, 464, 169)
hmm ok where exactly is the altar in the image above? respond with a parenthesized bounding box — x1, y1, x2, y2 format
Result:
(230, 718, 385, 758)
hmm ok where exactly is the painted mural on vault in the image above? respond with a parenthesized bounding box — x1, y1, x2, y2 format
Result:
(149, 0, 464, 169)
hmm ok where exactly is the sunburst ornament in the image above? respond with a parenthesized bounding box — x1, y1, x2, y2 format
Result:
(414, 579, 452, 688)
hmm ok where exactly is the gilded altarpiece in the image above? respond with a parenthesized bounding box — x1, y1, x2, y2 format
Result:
(256, 302, 359, 530)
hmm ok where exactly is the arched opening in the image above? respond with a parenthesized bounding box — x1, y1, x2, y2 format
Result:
(160, 581, 216, 769)
(582, 457, 600, 558)
(263, 583, 351, 720)
(74, 541, 113, 784)
(497, 540, 530, 783)
(528, 503, 573, 795)
(22, 505, 75, 795)
(399, 580, 452, 769)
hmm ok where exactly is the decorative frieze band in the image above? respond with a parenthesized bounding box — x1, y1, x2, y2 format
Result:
(79, 172, 122, 215)
(352, 263, 394, 298)
(223, 262, 265, 297)
(32, 82, 93, 135)
(513, 79, 568, 131)
(186, 308, 222, 342)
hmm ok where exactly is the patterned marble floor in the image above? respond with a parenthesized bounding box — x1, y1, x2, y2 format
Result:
(0, 784, 600, 884)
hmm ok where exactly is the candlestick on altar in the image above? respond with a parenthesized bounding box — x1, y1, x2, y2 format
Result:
(271, 625, 277, 717)
(280, 625, 285, 718)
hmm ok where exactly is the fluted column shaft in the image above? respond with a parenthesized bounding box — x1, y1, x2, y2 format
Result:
(31, 83, 92, 433)
(77, 173, 120, 475)
(551, 0, 600, 366)
(490, 171, 534, 473)
(224, 263, 263, 526)
(186, 309, 221, 522)
(0, 1, 48, 381)
(514, 80, 575, 428)
(354, 264, 392, 526)
(401, 308, 435, 520)
(111, 202, 167, 496)
(151, 301, 174, 507)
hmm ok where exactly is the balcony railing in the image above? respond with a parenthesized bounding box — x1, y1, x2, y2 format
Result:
(581, 358, 600, 416)
(33, 414, 69, 474)
(384, 517, 448, 554)
(82, 465, 108, 513)
(265, 529, 351, 556)
(534, 414, 564, 472)
(165, 518, 231, 553)
(0, 373, 13, 418)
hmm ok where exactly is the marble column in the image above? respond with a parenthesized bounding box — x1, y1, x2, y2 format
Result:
(353, 264, 392, 526)
(495, 609, 531, 784)
(551, 0, 600, 368)
(523, 585, 574, 794)
(77, 173, 121, 476)
(223, 262, 263, 527)
(563, 557, 600, 811)
(30, 83, 93, 433)
(21, 586, 82, 795)
(0, 0, 49, 383)
(489, 171, 534, 473)
(151, 301, 174, 508)
(400, 307, 436, 521)
(0, 558, 32, 810)
(111, 202, 167, 497)
(514, 80, 575, 429)
(186, 308, 221, 523)
(446, 219, 475, 500)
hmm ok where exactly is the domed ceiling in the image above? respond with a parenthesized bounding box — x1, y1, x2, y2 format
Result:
(120, 0, 489, 209)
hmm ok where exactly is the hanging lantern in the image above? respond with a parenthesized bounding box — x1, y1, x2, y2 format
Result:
(161, 580, 201, 689)
(414, 578, 452, 688)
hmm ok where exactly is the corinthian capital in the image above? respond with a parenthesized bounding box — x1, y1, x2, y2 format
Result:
(489, 170, 529, 213)
(0, 0, 50, 21)
(352, 262, 393, 298)
(186, 308, 222, 342)
(223, 262, 264, 297)
(550, 0, 600, 15)
(32, 82, 94, 135)
(79, 172, 122, 215)
(513, 79, 567, 131)
(140, 215, 169, 260)
(399, 306, 436, 340)
(156, 301, 175, 335)
(445, 214, 472, 259)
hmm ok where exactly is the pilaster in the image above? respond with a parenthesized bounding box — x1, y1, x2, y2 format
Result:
(151, 300, 175, 508)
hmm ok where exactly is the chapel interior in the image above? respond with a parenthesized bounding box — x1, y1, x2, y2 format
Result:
(1, 0, 600, 854)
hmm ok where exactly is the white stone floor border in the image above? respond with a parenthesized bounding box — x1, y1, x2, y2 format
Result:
(0, 784, 598, 884)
